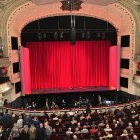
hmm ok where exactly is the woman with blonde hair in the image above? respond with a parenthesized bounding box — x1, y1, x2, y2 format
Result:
(29, 124, 36, 140)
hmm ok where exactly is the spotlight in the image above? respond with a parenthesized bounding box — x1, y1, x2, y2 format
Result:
(54, 32, 58, 40)
(86, 31, 90, 40)
(60, 32, 64, 39)
(102, 32, 105, 39)
(97, 32, 101, 38)
(43, 33, 47, 39)
(81, 32, 85, 39)
(38, 32, 42, 40)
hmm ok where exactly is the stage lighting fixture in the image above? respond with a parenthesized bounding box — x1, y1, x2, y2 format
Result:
(102, 32, 105, 39)
(60, 32, 63, 39)
(43, 33, 47, 39)
(54, 32, 58, 40)
(38, 32, 42, 40)
(97, 32, 101, 38)
(81, 32, 85, 39)
(86, 31, 90, 40)
(71, 29, 76, 45)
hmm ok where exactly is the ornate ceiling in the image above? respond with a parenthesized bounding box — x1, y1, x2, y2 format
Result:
(131, 0, 140, 6)
(0, 0, 12, 7)
(0, 0, 139, 8)
(32, 0, 119, 6)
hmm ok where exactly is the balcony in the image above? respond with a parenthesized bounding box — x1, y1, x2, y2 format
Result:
(0, 57, 10, 67)
(133, 73, 140, 86)
(0, 81, 14, 94)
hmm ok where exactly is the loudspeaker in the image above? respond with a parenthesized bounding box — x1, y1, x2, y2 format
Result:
(70, 29, 76, 45)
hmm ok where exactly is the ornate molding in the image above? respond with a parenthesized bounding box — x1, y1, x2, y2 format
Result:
(0, 57, 10, 67)
(0, 81, 13, 94)
(0, 0, 13, 7)
(32, 0, 119, 6)
(131, 0, 140, 6)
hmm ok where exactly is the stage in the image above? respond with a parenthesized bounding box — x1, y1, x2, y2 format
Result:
(31, 86, 116, 94)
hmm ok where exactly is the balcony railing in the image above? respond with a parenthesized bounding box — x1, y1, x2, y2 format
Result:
(0, 57, 10, 67)
(0, 81, 14, 94)
(133, 74, 140, 86)
(0, 76, 9, 84)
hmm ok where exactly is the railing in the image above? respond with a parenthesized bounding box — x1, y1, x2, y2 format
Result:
(0, 77, 9, 84)
(3, 99, 140, 116)
(0, 81, 13, 94)
(0, 57, 10, 67)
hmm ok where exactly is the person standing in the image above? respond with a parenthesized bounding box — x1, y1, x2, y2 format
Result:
(37, 123, 46, 140)
(29, 124, 36, 140)
(44, 122, 52, 140)
(11, 123, 20, 140)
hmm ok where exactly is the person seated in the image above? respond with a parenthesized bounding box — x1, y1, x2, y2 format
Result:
(44, 102, 49, 109)
(25, 103, 31, 109)
(54, 121, 61, 128)
(113, 123, 119, 131)
(31, 102, 36, 109)
(97, 132, 104, 140)
(73, 135, 78, 140)
(128, 128, 135, 136)
(133, 134, 140, 140)
(134, 121, 139, 127)
(104, 124, 112, 132)
(91, 121, 96, 128)
(103, 131, 113, 139)
(74, 127, 81, 134)
(66, 128, 73, 135)
(71, 117, 77, 125)
(81, 125, 88, 133)
(52, 128, 57, 134)
(80, 114, 85, 121)
(120, 129, 128, 137)
(77, 122, 81, 128)
(62, 99, 66, 108)
(98, 120, 105, 127)
(51, 101, 58, 109)
(126, 122, 133, 130)
(53, 116, 59, 121)
(64, 133, 71, 140)
(117, 118, 125, 129)
(89, 125, 98, 135)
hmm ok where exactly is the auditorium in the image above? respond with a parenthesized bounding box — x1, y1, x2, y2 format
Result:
(0, 0, 140, 140)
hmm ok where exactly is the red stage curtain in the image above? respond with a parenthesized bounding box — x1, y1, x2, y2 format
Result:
(109, 46, 120, 90)
(26, 41, 110, 90)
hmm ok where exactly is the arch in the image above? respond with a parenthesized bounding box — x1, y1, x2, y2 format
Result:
(0, 0, 139, 99)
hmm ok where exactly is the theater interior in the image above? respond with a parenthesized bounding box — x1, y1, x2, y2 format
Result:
(1, 0, 140, 140)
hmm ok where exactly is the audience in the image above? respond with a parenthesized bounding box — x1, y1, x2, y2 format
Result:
(0, 104, 140, 139)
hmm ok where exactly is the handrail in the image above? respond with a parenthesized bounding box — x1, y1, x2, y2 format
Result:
(3, 99, 140, 115)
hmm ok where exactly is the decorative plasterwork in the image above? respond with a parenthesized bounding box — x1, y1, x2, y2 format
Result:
(32, 0, 119, 6)
(0, 0, 13, 7)
(131, 0, 140, 6)
(60, 0, 83, 11)
(0, 57, 10, 67)
(0, 81, 13, 94)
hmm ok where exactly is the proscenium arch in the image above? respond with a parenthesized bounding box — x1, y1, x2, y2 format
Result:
(20, 13, 119, 37)
(1, 0, 139, 99)
(7, 1, 135, 46)
(0, 0, 138, 56)
(5, 2, 135, 45)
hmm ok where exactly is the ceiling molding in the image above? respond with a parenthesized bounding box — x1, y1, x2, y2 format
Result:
(0, 0, 13, 7)
(32, 0, 119, 6)
(131, 0, 140, 6)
